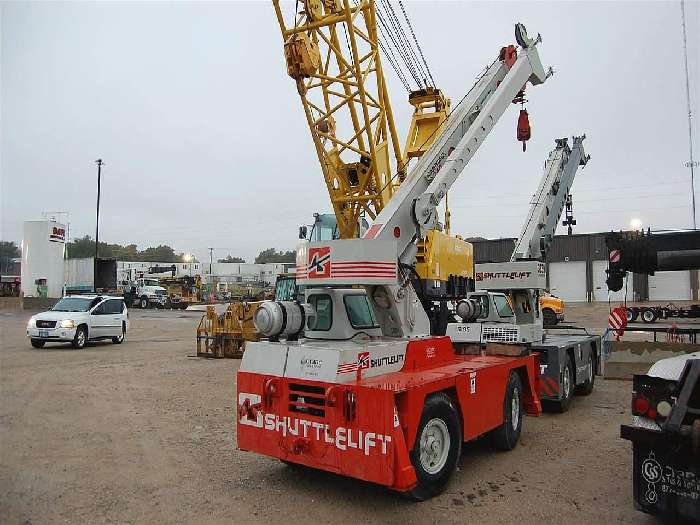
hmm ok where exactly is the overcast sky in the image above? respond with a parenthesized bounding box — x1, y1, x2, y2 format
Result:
(2, 1, 698, 263)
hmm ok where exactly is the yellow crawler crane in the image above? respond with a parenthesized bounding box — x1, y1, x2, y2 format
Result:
(274, 0, 474, 334)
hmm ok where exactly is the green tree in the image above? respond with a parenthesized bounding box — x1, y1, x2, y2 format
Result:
(65, 236, 184, 262)
(254, 248, 295, 264)
(140, 245, 177, 262)
(0, 241, 20, 259)
(66, 235, 95, 258)
(0, 241, 21, 274)
(218, 255, 245, 263)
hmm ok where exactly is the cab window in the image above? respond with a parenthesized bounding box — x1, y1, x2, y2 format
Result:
(344, 294, 378, 329)
(105, 299, 124, 314)
(494, 295, 514, 318)
(472, 294, 489, 318)
(92, 302, 108, 315)
(308, 294, 332, 331)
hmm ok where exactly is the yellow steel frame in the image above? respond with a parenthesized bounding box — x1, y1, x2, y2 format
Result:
(273, 0, 405, 239)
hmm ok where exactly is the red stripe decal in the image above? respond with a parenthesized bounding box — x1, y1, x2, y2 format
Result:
(540, 380, 553, 397)
(334, 261, 394, 266)
(363, 224, 383, 239)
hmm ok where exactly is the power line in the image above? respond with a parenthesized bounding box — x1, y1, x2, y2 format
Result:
(680, 0, 697, 228)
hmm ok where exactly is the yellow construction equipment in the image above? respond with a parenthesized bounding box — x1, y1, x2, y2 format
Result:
(195, 274, 297, 358)
(160, 275, 202, 310)
(196, 301, 261, 358)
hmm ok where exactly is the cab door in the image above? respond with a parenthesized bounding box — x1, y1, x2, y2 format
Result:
(103, 299, 124, 336)
(89, 301, 110, 338)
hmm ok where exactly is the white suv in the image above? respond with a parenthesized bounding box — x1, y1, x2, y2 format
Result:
(27, 295, 129, 349)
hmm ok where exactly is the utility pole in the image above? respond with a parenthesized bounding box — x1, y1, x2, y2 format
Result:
(681, 1, 696, 229)
(94, 159, 104, 292)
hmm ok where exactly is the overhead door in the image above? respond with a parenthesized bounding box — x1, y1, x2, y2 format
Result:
(549, 261, 587, 302)
(649, 271, 691, 301)
(592, 260, 633, 302)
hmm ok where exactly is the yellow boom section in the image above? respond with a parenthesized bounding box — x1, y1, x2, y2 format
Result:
(273, 0, 405, 239)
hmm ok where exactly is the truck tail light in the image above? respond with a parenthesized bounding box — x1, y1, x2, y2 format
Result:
(632, 394, 649, 416)
(631, 375, 677, 422)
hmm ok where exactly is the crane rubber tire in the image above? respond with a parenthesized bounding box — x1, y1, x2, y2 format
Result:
(406, 392, 462, 501)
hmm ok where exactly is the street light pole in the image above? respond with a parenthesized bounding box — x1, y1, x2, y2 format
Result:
(94, 159, 104, 293)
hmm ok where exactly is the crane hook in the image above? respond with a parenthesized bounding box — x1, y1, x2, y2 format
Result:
(517, 108, 531, 151)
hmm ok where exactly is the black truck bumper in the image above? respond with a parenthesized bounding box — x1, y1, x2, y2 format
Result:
(621, 424, 700, 522)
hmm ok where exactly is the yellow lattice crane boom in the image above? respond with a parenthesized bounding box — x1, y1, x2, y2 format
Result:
(273, 0, 451, 239)
(273, 0, 403, 239)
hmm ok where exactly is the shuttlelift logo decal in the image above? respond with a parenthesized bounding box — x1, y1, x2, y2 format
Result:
(238, 392, 392, 456)
(307, 247, 332, 278)
(336, 351, 404, 374)
(476, 271, 533, 281)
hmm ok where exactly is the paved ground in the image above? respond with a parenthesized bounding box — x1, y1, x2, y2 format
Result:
(0, 304, 660, 524)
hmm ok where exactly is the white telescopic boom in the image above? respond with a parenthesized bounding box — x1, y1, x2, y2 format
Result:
(511, 135, 589, 261)
(369, 24, 551, 267)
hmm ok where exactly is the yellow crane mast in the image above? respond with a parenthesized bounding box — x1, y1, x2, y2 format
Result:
(273, 0, 449, 239)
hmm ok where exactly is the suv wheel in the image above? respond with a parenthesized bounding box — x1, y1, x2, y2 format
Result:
(30, 339, 45, 348)
(112, 324, 125, 344)
(140, 297, 148, 309)
(72, 326, 87, 349)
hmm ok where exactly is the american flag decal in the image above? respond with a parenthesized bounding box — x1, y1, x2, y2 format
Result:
(337, 351, 370, 374)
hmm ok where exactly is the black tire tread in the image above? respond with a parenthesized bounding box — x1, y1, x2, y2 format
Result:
(490, 371, 524, 451)
(406, 392, 462, 501)
(576, 350, 595, 396)
(552, 354, 574, 413)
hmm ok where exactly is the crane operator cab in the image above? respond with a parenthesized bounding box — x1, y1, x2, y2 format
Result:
(253, 288, 382, 342)
(446, 289, 542, 345)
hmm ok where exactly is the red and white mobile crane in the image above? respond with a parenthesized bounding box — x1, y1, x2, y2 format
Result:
(237, 23, 552, 499)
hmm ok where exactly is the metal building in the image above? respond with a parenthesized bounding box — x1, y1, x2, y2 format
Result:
(470, 233, 699, 302)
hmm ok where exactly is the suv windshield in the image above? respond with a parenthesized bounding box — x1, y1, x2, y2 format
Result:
(51, 297, 96, 312)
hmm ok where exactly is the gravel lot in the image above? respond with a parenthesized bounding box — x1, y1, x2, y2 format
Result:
(0, 304, 659, 524)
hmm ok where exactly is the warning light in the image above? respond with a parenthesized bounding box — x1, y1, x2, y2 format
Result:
(393, 227, 401, 238)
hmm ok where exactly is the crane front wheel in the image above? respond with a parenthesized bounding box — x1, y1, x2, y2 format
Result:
(407, 392, 462, 501)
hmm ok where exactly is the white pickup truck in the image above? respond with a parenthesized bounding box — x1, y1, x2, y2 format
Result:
(27, 295, 129, 349)
(122, 277, 168, 309)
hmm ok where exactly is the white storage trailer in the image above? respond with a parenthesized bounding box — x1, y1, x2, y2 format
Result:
(64, 257, 117, 294)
